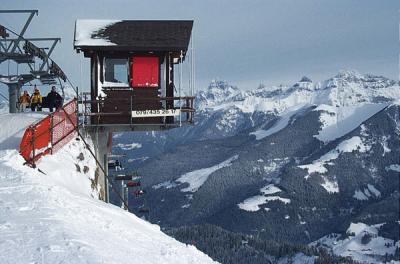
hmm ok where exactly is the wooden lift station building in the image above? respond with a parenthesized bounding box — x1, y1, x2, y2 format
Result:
(73, 20, 195, 201)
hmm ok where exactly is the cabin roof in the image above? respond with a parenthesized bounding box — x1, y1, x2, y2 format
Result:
(74, 20, 193, 53)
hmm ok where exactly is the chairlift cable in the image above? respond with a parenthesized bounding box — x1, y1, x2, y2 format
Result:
(179, 50, 183, 127)
(191, 32, 194, 96)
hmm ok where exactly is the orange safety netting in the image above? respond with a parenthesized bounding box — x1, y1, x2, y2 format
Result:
(19, 99, 77, 166)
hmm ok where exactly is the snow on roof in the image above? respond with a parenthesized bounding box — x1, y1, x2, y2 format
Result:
(74, 19, 120, 46)
(74, 20, 193, 52)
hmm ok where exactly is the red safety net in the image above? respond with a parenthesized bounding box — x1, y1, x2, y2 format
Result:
(131, 56, 159, 88)
(19, 99, 77, 166)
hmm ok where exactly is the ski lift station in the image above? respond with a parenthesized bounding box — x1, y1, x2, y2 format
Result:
(1, 11, 195, 207)
(74, 20, 195, 131)
(73, 20, 195, 202)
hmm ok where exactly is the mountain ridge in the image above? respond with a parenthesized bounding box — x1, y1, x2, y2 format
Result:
(112, 70, 399, 263)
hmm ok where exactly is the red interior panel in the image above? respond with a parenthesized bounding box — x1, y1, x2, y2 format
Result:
(131, 56, 159, 88)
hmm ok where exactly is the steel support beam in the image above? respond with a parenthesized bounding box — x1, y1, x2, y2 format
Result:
(38, 39, 60, 71)
(7, 82, 20, 113)
(3, 10, 38, 53)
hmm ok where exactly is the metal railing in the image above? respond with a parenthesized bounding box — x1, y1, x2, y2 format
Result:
(19, 99, 77, 167)
(78, 95, 195, 127)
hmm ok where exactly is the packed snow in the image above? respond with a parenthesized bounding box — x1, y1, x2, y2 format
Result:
(238, 184, 290, 212)
(380, 136, 391, 155)
(152, 155, 239, 193)
(250, 106, 305, 140)
(260, 184, 282, 195)
(299, 136, 370, 189)
(314, 103, 388, 142)
(0, 112, 216, 264)
(252, 158, 289, 177)
(367, 184, 381, 197)
(237, 196, 265, 212)
(0, 112, 47, 150)
(238, 195, 290, 212)
(385, 164, 400, 173)
(216, 107, 240, 132)
(127, 156, 149, 163)
(320, 175, 339, 194)
(352, 184, 381, 201)
(115, 142, 142, 150)
(176, 155, 238, 193)
(311, 222, 398, 263)
(75, 19, 120, 46)
(152, 180, 179, 190)
(353, 190, 369, 200)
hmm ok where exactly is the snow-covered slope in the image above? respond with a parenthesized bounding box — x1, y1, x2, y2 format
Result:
(310, 222, 399, 263)
(0, 112, 216, 264)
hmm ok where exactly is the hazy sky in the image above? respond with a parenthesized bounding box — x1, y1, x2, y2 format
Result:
(1, 0, 399, 92)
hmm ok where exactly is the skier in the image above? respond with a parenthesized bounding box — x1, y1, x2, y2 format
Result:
(19, 90, 30, 112)
(30, 86, 42, 112)
(46, 86, 63, 112)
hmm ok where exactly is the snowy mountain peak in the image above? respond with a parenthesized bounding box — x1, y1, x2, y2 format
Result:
(208, 79, 238, 91)
(193, 71, 399, 143)
(299, 76, 312, 83)
(197, 80, 241, 109)
(196, 71, 399, 115)
(291, 76, 314, 90)
(328, 70, 397, 89)
(335, 69, 364, 81)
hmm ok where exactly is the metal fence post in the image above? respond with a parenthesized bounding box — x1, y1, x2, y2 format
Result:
(130, 95, 133, 126)
(50, 113, 54, 154)
(74, 98, 79, 135)
(124, 185, 129, 211)
(31, 126, 36, 168)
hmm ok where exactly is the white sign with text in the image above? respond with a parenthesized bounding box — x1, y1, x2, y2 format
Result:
(132, 109, 181, 118)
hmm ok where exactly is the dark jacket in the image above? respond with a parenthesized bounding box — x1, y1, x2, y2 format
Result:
(47, 91, 62, 106)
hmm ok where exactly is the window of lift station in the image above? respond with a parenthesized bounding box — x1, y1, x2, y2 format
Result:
(104, 58, 129, 85)
(104, 56, 159, 88)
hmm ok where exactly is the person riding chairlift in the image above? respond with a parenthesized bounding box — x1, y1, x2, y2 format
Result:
(19, 90, 30, 112)
(46, 86, 63, 112)
(115, 160, 123, 171)
(30, 86, 42, 112)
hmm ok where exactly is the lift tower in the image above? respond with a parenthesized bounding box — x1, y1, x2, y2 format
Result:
(0, 10, 66, 113)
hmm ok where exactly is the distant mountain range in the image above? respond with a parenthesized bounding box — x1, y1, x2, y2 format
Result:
(112, 70, 400, 263)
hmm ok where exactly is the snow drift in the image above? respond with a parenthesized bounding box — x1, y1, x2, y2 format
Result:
(0, 112, 216, 264)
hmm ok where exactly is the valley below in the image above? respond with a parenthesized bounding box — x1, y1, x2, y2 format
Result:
(111, 71, 400, 263)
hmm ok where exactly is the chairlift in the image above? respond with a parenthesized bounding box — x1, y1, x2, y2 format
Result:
(114, 175, 134, 181)
(138, 208, 150, 213)
(108, 159, 123, 170)
(126, 181, 141, 187)
(108, 159, 116, 168)
(133, 189, 146, 197)
(108, 154, 127, 158)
